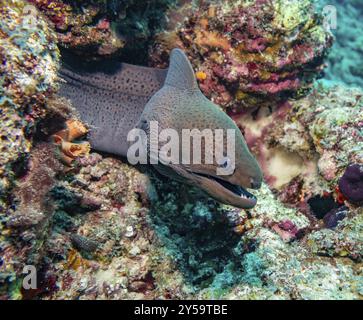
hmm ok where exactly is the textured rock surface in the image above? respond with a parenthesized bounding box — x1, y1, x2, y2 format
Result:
(150, 0, 333, 112)
(29, 0, 179, 62)
(235, 86, 363, 205)
(12, 152, 360, 300)
(0, 0, 77, 298)
(0, 0, 60, 212)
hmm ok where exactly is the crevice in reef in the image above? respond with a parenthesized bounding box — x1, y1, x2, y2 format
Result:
(148, 176, 257, 292)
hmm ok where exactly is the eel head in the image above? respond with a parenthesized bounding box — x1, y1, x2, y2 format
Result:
(139, 49, 263, 209)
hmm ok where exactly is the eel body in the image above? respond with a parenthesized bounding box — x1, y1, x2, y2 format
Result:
(59, 49, 263, 209)
(59, 62, 167, 156)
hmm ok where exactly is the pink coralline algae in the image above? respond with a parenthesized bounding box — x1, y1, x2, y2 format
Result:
(271, 219, 302, 242)
(150, 0, 333, 111)
(27, 0, 73, 30)
(28, 0, 124, 59)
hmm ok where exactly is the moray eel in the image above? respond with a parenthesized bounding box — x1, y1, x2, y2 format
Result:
(59, 49, 263, 208)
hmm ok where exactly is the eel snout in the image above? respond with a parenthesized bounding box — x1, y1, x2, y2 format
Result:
(193, 173, 258, 209)
(171, 166, 261, 209)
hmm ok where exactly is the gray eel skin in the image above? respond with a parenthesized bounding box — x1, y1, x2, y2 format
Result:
(59, 49, 263, 209)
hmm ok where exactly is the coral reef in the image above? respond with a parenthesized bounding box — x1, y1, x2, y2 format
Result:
(0, 0, 86, 298)
(230, 84, 362, 285)
(150, 0, 333, 111)
(236, 86, 363, 206)
(307, 210, 363, 262)
(0, 0, 362, 301)
(34, 155, 189, 299)
(29, 0, 178, 62)
(0, 143, 64, 299)
(12, 152, 360, 300)
(0, 0, 59, 216)
(28, 0, 124, 59)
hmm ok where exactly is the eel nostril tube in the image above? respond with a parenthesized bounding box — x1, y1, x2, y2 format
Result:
(250, 177, 260, 189)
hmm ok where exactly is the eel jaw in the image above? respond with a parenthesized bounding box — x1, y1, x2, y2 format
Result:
(191, 172, 257, 209)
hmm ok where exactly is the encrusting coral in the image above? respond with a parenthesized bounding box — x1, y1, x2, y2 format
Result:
(1, 143, 64, 299)
(150, 0, 333, 112)
(28, 0, 125, 59)
(0, 0, 90, 298)
(29, 0, 179, 62)
(236, 85, 363, 203)
(0, 0, 59, 213)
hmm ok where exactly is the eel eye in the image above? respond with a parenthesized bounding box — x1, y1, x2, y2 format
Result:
(220, 157, 233, 170)
(138, 119, 148, 131)
(217, 157, 236, 175)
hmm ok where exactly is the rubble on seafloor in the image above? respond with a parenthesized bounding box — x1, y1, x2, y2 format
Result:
(2, 147, 360, 300)
(0, 0, 362, 300)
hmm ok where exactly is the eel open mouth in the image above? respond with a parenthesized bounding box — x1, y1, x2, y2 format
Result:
(213, 175, 257, 200)
(192, 172, 257, 208)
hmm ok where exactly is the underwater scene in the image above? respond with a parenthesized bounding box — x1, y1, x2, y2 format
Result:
(0, 0, 362, 301)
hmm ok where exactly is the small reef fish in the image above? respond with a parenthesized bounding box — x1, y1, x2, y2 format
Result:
(59, 49, 262, 208)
